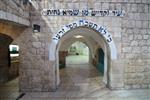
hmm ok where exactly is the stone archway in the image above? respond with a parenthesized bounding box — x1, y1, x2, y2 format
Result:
(49, 19, 117, 88)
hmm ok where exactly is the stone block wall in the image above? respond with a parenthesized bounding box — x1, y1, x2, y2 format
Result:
(9, 57, 19, 80)
(16, 0, 150, 91)
(0, 0, 30, 83)
(0, 0, 30, 26)
(19, 0, 122, 91)
(121, 1, 150, 89)
(16, 28, 54, 92)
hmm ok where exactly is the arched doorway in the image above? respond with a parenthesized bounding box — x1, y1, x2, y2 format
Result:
(0, 30, 22, 98)
(0, 33, 20, 82)
(49, 19, 117, 89)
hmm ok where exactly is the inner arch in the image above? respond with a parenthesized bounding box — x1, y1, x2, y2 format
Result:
(66, 41, 90, 65)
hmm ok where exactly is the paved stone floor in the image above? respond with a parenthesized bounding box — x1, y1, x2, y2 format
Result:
(0, 78, 20, 100)
(66, 55, 89, 65)
(0, 55, 150, 100)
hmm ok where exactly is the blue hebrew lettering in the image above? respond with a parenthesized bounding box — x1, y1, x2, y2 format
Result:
(84, 20, 88, 26)
(103, 10, 109, 16)
(66, 24, 73, 29)
(89, 22, 94, 28)
(73, 23, 78, 28)
(79, 20, 84, 26)
(82, 10, 89, 16)
(107, 35, 112, 42)
(62, 10, 67, 15)
(52, 37, 59, 40)
(73, 10, 79, 16)
(97, 26, 104, 33)
(56, 34, 61, 39)
(93, 24, 98, 30)
(91, 11, 96, 16)
(102, 29, 107, 35)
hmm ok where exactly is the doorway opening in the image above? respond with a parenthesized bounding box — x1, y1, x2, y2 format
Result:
(58, 40, 106, 91)
(50, 20, 117, 90)
(0, 33, 20, 99)
(56, 26, 109, 91)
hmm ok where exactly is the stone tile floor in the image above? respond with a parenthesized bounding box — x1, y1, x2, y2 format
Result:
(66, 55, 89, 65)
(0, 78, 20, 100)
(0, 55, 150, 100)
(20, 62, 150, 100)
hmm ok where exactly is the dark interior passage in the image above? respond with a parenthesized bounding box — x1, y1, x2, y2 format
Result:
(0, 34, 13, 83)
(0, 33, 19, 83)
(97, 48, 104, 75)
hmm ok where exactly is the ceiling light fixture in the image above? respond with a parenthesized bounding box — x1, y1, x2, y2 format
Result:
(74, 35, 83, 38)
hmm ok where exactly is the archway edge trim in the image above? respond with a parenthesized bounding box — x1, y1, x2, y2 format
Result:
(49, 19, 117, 60)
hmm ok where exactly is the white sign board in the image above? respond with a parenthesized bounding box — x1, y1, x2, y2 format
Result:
(42, 9, 125, 17)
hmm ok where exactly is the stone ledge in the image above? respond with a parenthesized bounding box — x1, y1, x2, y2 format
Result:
(0, 10, 30, 26)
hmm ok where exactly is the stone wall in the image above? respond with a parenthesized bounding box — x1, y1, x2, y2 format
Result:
(9, 57, 19, 80)
(0, 0, 30, 26)
(121, 1, 150, 89)
(0, 0, 30, 83)
(0, 0, 31, 39)
(16, 0, 150, 92)
(16, 28, 53, 92)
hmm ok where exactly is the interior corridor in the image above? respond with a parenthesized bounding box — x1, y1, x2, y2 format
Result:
(59, 55, 106, 94)
(58, 63, 106, 97)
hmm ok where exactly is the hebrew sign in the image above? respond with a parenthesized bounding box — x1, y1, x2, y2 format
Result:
(42, 9, 125, 17)
(52, 19, 112, 44)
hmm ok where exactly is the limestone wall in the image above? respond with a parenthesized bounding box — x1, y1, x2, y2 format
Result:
(17, 0, 150, 92)
(121, 1, 150, 89)
(0, 0, 30, 83)
(0, 0, 31, 39)
(9, 57, 19, 80)
(0, 0, 30, 26)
